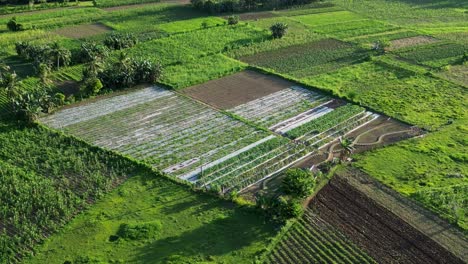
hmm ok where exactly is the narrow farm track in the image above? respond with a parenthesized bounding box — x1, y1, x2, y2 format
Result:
(310, 176, 466, 264)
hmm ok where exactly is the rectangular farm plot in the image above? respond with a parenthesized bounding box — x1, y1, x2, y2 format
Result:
(182, 70, 297, 109)
(52, 23, 113, 39)
(40, 87, 269, 177)
(239, 39, 370, 78)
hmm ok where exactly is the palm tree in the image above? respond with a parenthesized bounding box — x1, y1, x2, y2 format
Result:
(339, 137, 355, 162)
(51, 43, 71, 70)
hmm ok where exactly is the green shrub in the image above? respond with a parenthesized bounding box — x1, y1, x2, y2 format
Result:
(270, 22, 288, 39)
(7, 17, 24, 32)
(281, 168, 315, 198)
(118, 221, 162, 240)
(227, 15, 239, 25)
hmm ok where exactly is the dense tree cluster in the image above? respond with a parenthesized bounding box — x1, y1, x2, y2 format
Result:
(103, 33, 138, 50)
(190, 0, 316, 13)
(15, 42, 72, 72)
(98, 53, 162, 90)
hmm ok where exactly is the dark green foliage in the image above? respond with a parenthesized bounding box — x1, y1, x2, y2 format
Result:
(6, 17, 24, 31)
(80, 77, 103, 96)
(118, 221, 162, 240)
(227, 15, 239, 25)
(270, 22, 288, 39)
(14, 42, 72, 71)
(103, 33, 138, 50)
(77, 42, 109, 64)
(98, 54, 162, 89)
(257, 194, 304, 223)
(281, 168, 315, 198)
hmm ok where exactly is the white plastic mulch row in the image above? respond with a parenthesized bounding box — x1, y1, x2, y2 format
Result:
(175, 135, 277, 182)
(229, 86, 329, 127)
(40, 86, 172, 128)
(270, 103, 334, 134)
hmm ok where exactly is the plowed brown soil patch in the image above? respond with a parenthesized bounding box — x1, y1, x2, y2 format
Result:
(310, 175, 466, 264)
(53, 23, 112, 39)
(390, 36, 438, 50)
(182, 70, 296, 109)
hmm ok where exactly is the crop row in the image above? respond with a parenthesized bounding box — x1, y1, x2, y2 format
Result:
(286, 104, 365, 139)
(240, 38, 369, 78)
(229, 86, 329, 127)
(267, 209, 376, 263)
(41, 87, 270, 177)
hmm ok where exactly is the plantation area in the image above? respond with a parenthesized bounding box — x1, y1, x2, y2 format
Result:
(1, 0, 467, 263)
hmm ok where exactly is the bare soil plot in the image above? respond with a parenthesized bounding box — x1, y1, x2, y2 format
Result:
(101, 0, 189, 11)
(182, 70, 296, 109)
(310, 175, 466, 264)
(53, 23, 113, 39)
(389, 36, 439, 50)
(337, 168, 468, 263)
(437, 64, 468, 87)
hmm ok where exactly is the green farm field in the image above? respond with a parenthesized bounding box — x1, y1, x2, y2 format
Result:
(1, 0, 467, 263)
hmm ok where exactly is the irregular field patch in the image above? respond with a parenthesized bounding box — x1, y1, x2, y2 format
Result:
(182, 70, 297, 109)
(310, 175, 466, 264)
(52, 23, 113, 39)
(304, 60, 467, 129)
(355, 118, 468, 231)
(25, 173, 275, 264)
(240, 39, 369, 78)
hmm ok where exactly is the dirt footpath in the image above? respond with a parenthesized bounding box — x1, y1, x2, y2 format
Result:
(182, 70, 295, 109)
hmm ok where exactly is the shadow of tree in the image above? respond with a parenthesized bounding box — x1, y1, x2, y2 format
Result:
(131, 207, 274, 263)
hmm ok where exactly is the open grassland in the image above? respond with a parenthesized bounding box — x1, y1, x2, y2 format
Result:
(240, 39, 370, 78)
(0, 121, 140, 263)
(267, 209, 376, 264)
(304, 60, 467, 130)
(25, 173, 275, 264)
(354, 119, 468, 231)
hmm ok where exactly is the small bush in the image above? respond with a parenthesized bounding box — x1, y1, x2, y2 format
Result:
(80, 77, 103, 96)
(7, 17, 24, 32)
(117, 221, 162, 240)
(270, 22, 288, 39)
(227, 15, 239, 25)
(281, 168, 315, 198)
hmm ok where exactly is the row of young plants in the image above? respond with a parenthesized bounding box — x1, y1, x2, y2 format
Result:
(267, 209, 376, 264)
(240, 38, 372, 78)
(229, 86, 328, 127)
(286, 104, 365, 139)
